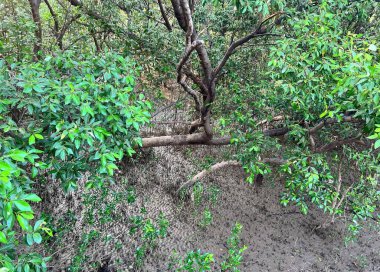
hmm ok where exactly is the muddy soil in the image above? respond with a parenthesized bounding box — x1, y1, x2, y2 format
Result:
(37, 145, 380, 272)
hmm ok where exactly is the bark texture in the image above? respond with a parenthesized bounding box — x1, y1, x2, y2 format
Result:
(28, 0, 42, 59)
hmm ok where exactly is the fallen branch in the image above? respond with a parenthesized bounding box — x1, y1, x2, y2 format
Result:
(141, 132, 230, 147)
(177, 157, 286, 195)
(315, 137, 364, 152)
(309, 116, 360, 134)
(141, 117, 362, 148)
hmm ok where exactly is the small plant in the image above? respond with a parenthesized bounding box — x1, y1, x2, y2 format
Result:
(169, 223, 247, 271)
(221, 223, 247, 272)
(208, 185, 221, 207)
(354, 254, 368, 270)
(129, 212, 170, 268)
(199, 209, 213, 229)
(199, 156, 216, 170)
(83, 184, 136, 226)
(174, 250, 215, 272)
(193, 182, 204, 207)
(69, 230, 100, 272)
(158, 212, 170, 238)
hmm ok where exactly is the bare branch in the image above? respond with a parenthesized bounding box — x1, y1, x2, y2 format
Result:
(183, 68, 208, 94)
(141, 132, 228, 148)
(212, 32, 281, 80)
(177, 157, 286, 195)
(158, 0, 172, 31)
(177, 40, 203, 81)
(179, 76, 201, 112)
(43, 0, 59, 38)
(212, 12, 284, 80)
(315, 137, 364, 153)
(309, 116, 361, 134)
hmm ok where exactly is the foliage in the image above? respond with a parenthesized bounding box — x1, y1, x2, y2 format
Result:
(169, 223, 246, 271)
(1, 51, 151, 189)
(221, 223, 247, 272)
(187, 182, 221, 229)
(214, 0, 380, 233)
(269, 0, 379, 127)
(202, 0, 285, 15)
(0, 51, 150, 270)
(1, 0, 380, 269)
(69, 230, 100, 272)
(129, 211, 170, 267)
(266, 0, 380, 230)
(174, 250, 215, 272)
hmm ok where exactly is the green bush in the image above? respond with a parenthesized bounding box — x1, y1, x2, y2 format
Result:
(0, 51, 151, 270)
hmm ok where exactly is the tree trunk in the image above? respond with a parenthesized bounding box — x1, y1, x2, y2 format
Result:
(28, 0, 42, 59)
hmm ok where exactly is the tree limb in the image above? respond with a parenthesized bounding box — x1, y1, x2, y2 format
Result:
(212, 12, 283, 80)
(158, 0, 172, 31)
(178, 76, 201, 112)
(177, 157, 286, 195)
(309, 116, 361, 134)
(43, 0, 60, 47)
(177, 40, 203, 82)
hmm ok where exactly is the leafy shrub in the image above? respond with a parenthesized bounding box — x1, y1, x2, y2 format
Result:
(0, 51, 151, 270)
(172, 250, 215, 272)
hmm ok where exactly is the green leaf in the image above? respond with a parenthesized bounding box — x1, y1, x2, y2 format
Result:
(8, 150, 28, 162)
(374, 140, 380, 149)
(367, 134, 378, 140)
(0, 231, 7, 244)
(33, 232, 42, 244)
(14, 200, 32, 212)
(319, 110, 328, 118)
(20, 212, 34, 220)
(33, 85, 44, 93)
(35, 133, 44, 140)
(24, 86, 33, 93)
(26, 233, 34, 245)
(17, 214, 29, 231)
(23, 194, 42, 202)
(34, 220, 45, 231)
(29, 135, 36, 145)
(31, 167, 38, 178)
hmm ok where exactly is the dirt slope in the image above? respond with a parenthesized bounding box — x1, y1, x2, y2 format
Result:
(37, 146, 380, 271)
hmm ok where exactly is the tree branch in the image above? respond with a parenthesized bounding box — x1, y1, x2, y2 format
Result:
(177, 157, 286, 195)
(66, 0, 140, 42)
(141, 132, 228, 148)
(177, 40, 203, 82)
(183, 68, 208, 94)
(44, 0, 60, 45)
(315, 137, 364, 153)
(179, 76, 201, 113)
(212, 12, 283, 80)
(158, 0, 172, 31)
(309, 116, 361, 134)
